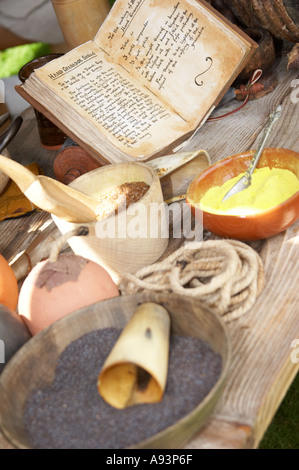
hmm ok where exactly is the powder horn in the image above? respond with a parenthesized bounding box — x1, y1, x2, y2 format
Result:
(97, 302, 171, 409)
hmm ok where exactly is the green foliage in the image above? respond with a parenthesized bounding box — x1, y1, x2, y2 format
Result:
(259, 373, 299, 449)
(0, 42, 51, 79)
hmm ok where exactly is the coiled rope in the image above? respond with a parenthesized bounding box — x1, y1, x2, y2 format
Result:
(119, 239, 264, 322)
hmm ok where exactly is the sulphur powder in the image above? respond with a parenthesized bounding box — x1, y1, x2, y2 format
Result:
(199, 167, 299, 215)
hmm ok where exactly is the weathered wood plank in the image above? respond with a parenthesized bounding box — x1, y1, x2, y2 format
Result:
(184, 417, 253, 449)
(184, 57, 299, 161)
(184, 221, 299, 449)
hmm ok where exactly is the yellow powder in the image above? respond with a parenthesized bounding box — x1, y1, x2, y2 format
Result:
(199, 167, 299, 215)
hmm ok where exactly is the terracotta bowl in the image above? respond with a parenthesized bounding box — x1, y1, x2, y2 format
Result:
(186, 148, 299, 241)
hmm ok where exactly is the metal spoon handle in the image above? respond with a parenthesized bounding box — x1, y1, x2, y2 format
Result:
(221, 104, 282, 202)
(248, 104, 282, 176)
(0, 116, 23, 153)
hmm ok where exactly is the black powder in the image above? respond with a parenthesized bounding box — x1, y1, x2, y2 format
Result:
(24, 328, 222, 449)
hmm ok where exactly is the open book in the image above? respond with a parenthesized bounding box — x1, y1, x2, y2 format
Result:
(16, 0, 256, 165)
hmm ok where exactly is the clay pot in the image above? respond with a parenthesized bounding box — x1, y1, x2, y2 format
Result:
(18, 253, 120, 336)
(51, 0, 111, 49)
(0, 305, 31, 373)
(236, 27, 276, 82)
(54, 144, 101, 185)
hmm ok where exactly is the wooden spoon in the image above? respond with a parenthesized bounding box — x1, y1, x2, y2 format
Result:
(0, 149, 211, 223)
(0, 154, 99, 223)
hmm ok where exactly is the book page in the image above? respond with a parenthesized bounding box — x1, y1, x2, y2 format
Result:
(32, 43, 191, 158)
(95, 0, 252, 125)
(28, 0, 253, 160)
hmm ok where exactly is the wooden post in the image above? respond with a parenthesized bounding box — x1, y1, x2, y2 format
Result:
(51, 0, 111, 50)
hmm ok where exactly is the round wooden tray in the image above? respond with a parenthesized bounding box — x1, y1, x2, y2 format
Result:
(0, 292, 232, 449)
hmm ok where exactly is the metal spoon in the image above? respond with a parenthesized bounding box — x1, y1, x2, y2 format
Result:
(222, 104, 282, 202)
(0, 112, 10, 128)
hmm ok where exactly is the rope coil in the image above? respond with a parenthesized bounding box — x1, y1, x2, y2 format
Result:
(119, 239, 265, 322)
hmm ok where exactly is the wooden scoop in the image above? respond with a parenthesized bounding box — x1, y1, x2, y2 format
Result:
(0, 149, 210, 223)
(147, 149, 210, 178)
(0, 154, 99, 223)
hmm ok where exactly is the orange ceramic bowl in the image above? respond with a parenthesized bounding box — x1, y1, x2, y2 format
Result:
(186, 148, 299, 241)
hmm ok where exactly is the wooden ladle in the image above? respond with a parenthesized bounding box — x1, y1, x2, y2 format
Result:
(0, 154, 99, 223)
(0, 149, 210, 223)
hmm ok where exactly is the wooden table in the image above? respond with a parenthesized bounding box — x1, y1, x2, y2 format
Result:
(0, 55, 298, 449)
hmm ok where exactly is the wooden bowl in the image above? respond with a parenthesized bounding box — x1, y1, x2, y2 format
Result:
(186, 148, 299, 241)
(0, 292, 231, 449)
(52, 162, 169, 279)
